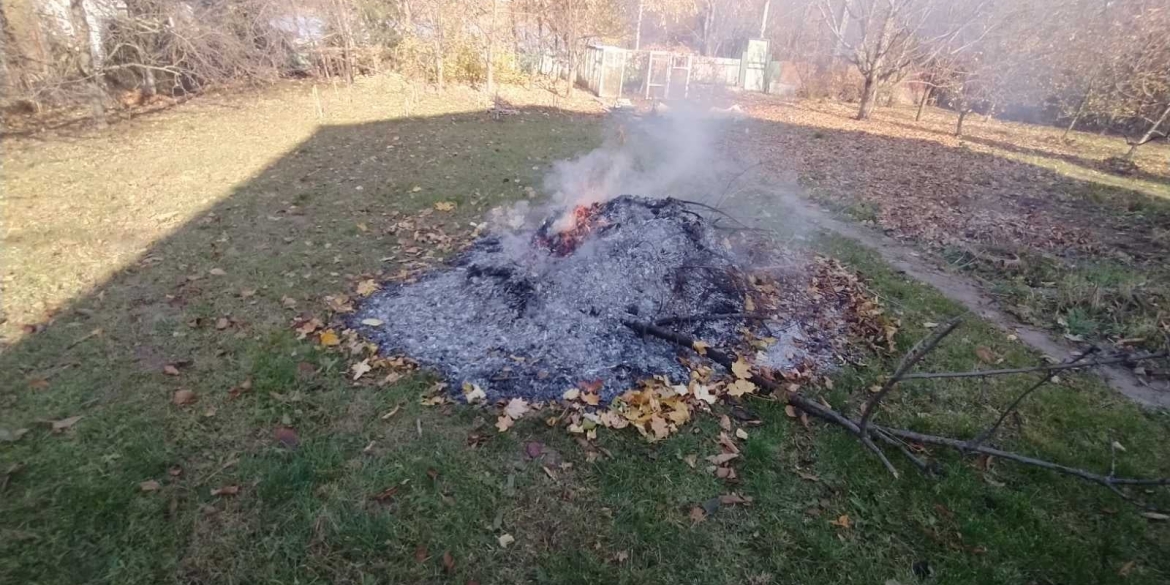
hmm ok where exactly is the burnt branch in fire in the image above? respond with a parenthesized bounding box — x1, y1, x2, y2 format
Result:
(623, 318, 1170, 506)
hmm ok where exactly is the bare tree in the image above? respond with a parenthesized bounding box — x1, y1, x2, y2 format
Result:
(819, 0, 991, 120)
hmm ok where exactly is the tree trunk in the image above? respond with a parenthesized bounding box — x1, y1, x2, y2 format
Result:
(759, 0, 771, 38)
(1124, 103, 1170, 160)
(915, 84, 932, 122)
(956, 109, 971, 136)
(69, 0, 105, 121)
(485, 0, 498, 93)
(857, 73, 878, 120)
(634, 0, 644, 51)
(1062, 80, 1096, 139)
(701, 1, 717, 57)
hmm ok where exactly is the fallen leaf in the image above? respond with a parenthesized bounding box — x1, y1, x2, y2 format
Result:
(796, 470, 820, 482)
(371, 486, 400, 501)
(525, 441, 544, 458)
(975, 346, 997, 364)
(719, 493, 752, 506)
(829, 514, 852, 529)
(1119, 560, 1136, 577)
(784, 405, 797, 418)
(163, 364, 181, 376)
(28, 378, 50, 390)
(414, 545, 428, 562)
(1, 428, 30, 442)
(172, 389, 197, 406)
(497, 533, 515, 548)
(209, 268, 226, 276)
(581, 392, 600, 406)
(684, 454, 698, 468)
(707, 453, 739, 465)
(719, 415, 732, 431)
(727, 379, 756, 397)
(356, 279, 379, 296)
(735, 428, 749, 440)
(442, 551, 455, 573)
(360, 318, 384, 327)
(351, 359, 372, 380)
(211, 485, 240, 497)
(139, 480, 161, 492)
(692, 340, 710, 355)
(561, 388, 580, 401)
(318, 330, 341, 346)
(649, 415, 670, 440)
(731, 357, 752, 379)
(435, 201, 457, 211)
(689, 506, 707, 524)
(462, 382, 486, 404)
(215, 317, 231, 330)
(274, 427, 299, 449)
(504, 398, 530, 419)
(496, 415, 515, 432)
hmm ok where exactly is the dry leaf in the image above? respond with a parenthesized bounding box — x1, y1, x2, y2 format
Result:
(442, 551, 455, 573)
(692, 340, 710, 355)
(51, 415, 83, 432)
(351, 359, 372, 380)
(360, 318, 385, 327)
(784, 405, 797, 418)
(495, 415, 515, 433)
(735, 428, 749, 440)
(829, 514, 852, 529)
(215, 317, 230, 330)
(318, 330, 341, 346)
(1118, 560, 1136, 577)
(434, 201, 456, 212)
(503, 398, 530, 419)
(209, 268, 226, 276)
(139, 480, 161, 492)
(689, 506, 707, 524)
(561, 388, 580, 401)
(719, 415, 732, 431)
(356, 279, 379, 296)
(414, 545, 428, 562)
(1140, 511, 1169, 521)
(211, 485, 240, 497)
(462, 382, 486, 404)
(975, 346, 997, 364)
(731, 358, 752, 379)
(163, 364, 181, 376)
(727, 379, 756, 397)
(649, 415, 670, 440)
(684, 454, 698, 468)
(581, 392, 600, 406)
(497, 533, 515, 548)
(707, 453, 739, 465)
(172, 389, 197, 406)
(275, 427, 300, 449)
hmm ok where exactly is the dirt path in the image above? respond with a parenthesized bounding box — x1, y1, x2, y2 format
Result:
(732, 191, 1170, 409)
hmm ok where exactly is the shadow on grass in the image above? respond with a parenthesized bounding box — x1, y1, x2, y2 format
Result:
(2, 104, 1169, 585)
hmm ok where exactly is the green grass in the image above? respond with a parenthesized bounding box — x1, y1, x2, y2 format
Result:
(3, 85, 1170, 584)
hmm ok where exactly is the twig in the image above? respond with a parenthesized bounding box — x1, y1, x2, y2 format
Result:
(673, 198, 754, 229)
(970, 346, 1099, 448)
(902, 352, 1170, 380)
(858, 318, 962, 439)
(622, 319, 1170, 495)
(653, 312, 778, 327)
(715, 161, 764, 207)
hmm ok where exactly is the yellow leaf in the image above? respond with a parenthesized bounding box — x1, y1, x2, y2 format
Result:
(649, 415, 670, 440)
(434, 201, 456, 212)
(727, 379, 756, 397)
(462, 382, 486, 404)
(497, 533, 515, 548)
(731, 358, 752, 380)
(692, 383, 715, 404)
(692, 340, 709, 355)
(581, 392, 600, 406)
(830, 514, 852, 529)
(356, 279, 379, 297)
(496, 415, 515, 432)
(319, 330, 341, 346)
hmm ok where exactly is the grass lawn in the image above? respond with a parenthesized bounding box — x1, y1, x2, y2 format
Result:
(2, 78, 1170, 584)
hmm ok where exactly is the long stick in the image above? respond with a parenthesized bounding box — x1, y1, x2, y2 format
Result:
(902, 352, 1169, 380)
(858, 318, 961, 439)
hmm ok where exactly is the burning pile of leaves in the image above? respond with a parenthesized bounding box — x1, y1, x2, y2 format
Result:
(287, 196, 894, 441)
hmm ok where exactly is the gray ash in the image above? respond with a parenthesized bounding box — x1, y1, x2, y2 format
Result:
(353, 196, 829, 403)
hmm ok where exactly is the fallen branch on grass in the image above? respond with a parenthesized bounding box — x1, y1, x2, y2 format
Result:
(623, 318, 1170, 507)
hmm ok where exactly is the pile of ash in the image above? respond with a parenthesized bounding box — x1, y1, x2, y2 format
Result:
(353, 196, 844, 403)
